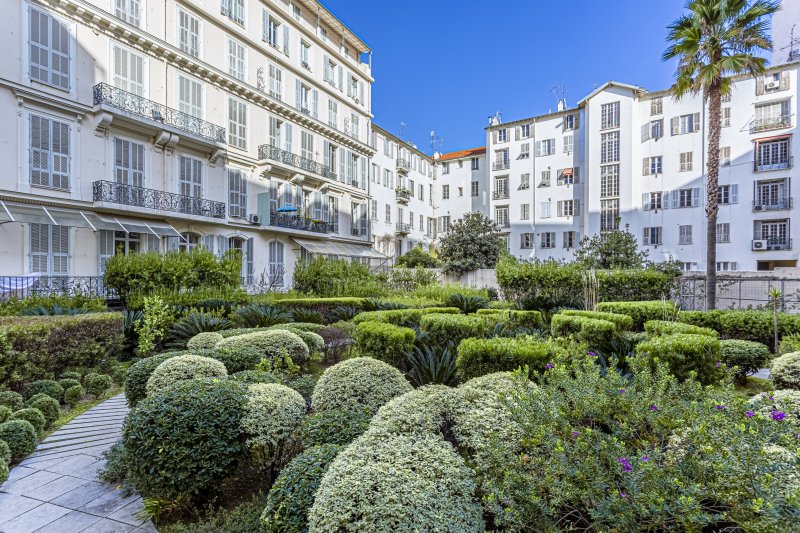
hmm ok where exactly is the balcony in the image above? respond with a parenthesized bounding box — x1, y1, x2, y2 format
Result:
(755, 156, 793, 172)
(496, 220, 511, 229)
(395, 188, 411, 203)
(93, 180, 225, 219)
(493, 161, 510, 171)
(396, 158, 411, 173)
(751, 115, 792, 133)
(752, 237, 792, 251)
(753, 198, 793, 211)
(493, 190, 510, 200)
(269, 210, 332, 234)
(396, 223, 411, 234)
(92, 83, 225, 143)
(258, 144, 337, 180)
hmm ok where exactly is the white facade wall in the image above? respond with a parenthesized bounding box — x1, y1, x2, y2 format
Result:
(432, 148, 488, 238)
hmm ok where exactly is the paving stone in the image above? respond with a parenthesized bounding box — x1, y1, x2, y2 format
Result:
(31, 475, 90, 502)
(49, 482, 114, 509)
(79, 488, 139, 518)
(42, 454, 99, 476)
(79, 518, 135, 533)
(0, 502, 71, 533)
(0, 493, 44, 523)
(1, 466, 39, 486)
(17, 456, 70, 469)
(106, 499, 146, 527)
(2, 471, 63, 496)
(32, 510, 102, 533)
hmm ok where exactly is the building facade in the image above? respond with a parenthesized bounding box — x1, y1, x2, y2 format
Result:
(432, 147, 488, 240)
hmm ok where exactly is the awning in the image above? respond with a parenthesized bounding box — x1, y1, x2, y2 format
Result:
(561, 168, 573, 176)
(86, 213, 182, 238)
(293, 237, 388, 259)
(753, 134, 792, 142)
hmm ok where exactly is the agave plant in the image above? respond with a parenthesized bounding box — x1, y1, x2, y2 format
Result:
(20, 304, 92, 316)
(290, 307, 325, 324)
(330, 306, 359, 322)
(406, 341, 459, 386)
(444, 293, 489, 314)
(122, 309, 144, 360)
(236, 304, 292, 328)
(167, 311, 233, 348)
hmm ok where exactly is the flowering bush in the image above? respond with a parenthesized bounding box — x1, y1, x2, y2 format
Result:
(771, 351, 800, 390)
(636, 333, 722, 384)
(644, 320, 718, 338)
(719, 339, 771, 382)
(240, 383, 306, 468)
(749, 390, 800, 430)
(186, 332, 224, 351)
(145, 355, 227, 397)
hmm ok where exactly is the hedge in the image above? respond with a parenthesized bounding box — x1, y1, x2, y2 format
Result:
(644, 320, 719, 338)
(353, 322, 415, 368)
(719, 340, 771, 382)
(677, 310, 800, 350)
(595, 300, 678, 330)
(353, 309, 423, 326)
(0, 313, 124, 389)
(636, 333, 722, 384)
(276, 297, 366, 310)
(419, 314, 496, 346)
(456, 337, 555, 379)
(561, 310, 633, 331)
(551, 314, 616, 347)
(475, 309, 543, 328)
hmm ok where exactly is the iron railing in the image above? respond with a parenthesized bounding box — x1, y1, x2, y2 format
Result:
(396, 223, 411, 234)
(493, 160, 510, 171)
(92, 83, 226, 143)
(93, 180, 226, 219)
(755, 156, 793, 172)
(753, 198, 793, 211)
(395, 189, 411, 201)
(269, 210, 332, 234)
(493, 190, 510, 200)
(0, 276, 116, 301)
(752, 237, 792, 251)
(396, 158, 411, 171)
(750, 115, 792, 133)
(258, 144, 337, 180)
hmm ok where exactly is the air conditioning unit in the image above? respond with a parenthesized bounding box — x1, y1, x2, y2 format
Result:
(752, 239, 767, 250)
(248, 213, 261, 225)
(754, 204, 764, 211)
(765, 80, 780, 90)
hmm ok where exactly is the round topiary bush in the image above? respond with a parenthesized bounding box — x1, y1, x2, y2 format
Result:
(111, 366, 128, 386)
(123, 378, 248, 501)
(29, 397, 60, 426)
(771, 352, 800, 390)
(60, 371, 81, 381)
(0, 438, 10, 464)
(0, 419, 37, 459)
(0, 460, 7, 484)
(720, 340, 771, 382)
(87, 374, 113, 397)
(58, 379, 82, 393)
(369, 385, 462, 436)
(240, 384, 306, 464)
(308, 430, 483, 532)
(24, 380, 64, 402)
(0, 406, 12, 424)
(125, 352, 180, 406)
(261, 444, 342, 533)
(25, 393, 52, 407)
(215, 330, 310, 365)
(205, 345, 263, 374)
(64, 385, 84, 406)
(0, 391, 24, 411)
(145, 355, 227, 397)
(230, 370, 280, 386)
(187, 332, 225, 351)
(301, 409, 372, 448)
(11, 408, 46, 434)
(311, 357, 412, 416)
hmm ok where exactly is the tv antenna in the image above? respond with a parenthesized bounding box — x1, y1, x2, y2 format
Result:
(429, 130, 442, 153)
(399, 122, 407, 140)
(551, 84, 567, 103)
(782, 24, 800, 62)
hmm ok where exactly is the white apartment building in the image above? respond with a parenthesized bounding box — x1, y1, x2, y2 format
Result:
(369, 125, 436, 259)
(432, 147, 488, 240)
(0, 0, 383, 291)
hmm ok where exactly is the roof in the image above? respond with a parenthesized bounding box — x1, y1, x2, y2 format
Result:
(577, 81, 646, 106)
(372, 124, 434, 161)
(296, 0, 371, 53)
(437, 147, 486, 161)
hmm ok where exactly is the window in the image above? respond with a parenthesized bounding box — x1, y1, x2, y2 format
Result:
(327, 99, 337, 128)
(268, 241, 284, 288)
(113, 138, 144, 187)
(178, 74, 202, 118)
(227, 38, 246, 80)
(563, 114, 576, 131)
(535, 139, 555, 157)
(540, 232, 556, 249)
(227, 167, 247, 217)
(557, 200, 578, 217)
(563, 135, 574, 153)
(643, 156, 662, 175)
(458, 186, 463, 197)
(30, 114, 70, 190)
(564, 231, 577, 249)
(521, 204, 530, 220)
(679, 152, 693, 172)
(755, 138, 790, 171)
(323, 56, 337, 86)
(178, 155, 202, 209)
(494, 207, 509, 227)
(719, 184, 738, 205)
(717, 261, 737, 271)
(29, 8, 71, 90)
(222, 0, 245, 25)
(115, 0, 141, 26)
(520, 173, 530, 190)
(178, 10, 200, 58)
(754, 100, 791, 131)
(756, 178, 789, 209)
(643, 227, 662, 245)
(755, 219, 789, 247)
(262, 10, 286, 52)
(384, 204, 391, 223)
(418, 184, 424, 200)
(600, 131, 619, 163)
(600, 199, 619, 231)
(722, 107, 731, 127)
(720, 146, 731, 166)
(438, 216, 451, 233)
(677, 188, 700, 208)
(497, 128, 507, 143)
(470, 157, 480, 170)
(679, 225, 693, 245)
(557, 168, 578, 186)
(601, 101, 620, 129)
(540, 201, 552, 219)
(296, 81, 315, 115)
(494, 176, 509, 198)
(759, 71, 790, 93)
(520, 124, 531, 138)
(643, 191, 663, 210)
(642, 119, 663, 141)
(300, 41, 311, 69)
(600, 165, 619, 197)
(671, 113, 701, 134)
(717, 223, 730, 243)
(441, 162, 450, 175)
(268, 63, 283, 100)
(538, 170, 551, 188)
(228, 98, 247, 149)
(650, 97, 663, 115)
(520, 233, 534, 249)
(30, 224, 69, 274)
(350, 113, 360, 140)
(300, 130, 314, 160)
(471, 181, 479, 197)
(112, 44, 145, 96)
(442, 184, 449, 200)
(519, 143, 530, 159)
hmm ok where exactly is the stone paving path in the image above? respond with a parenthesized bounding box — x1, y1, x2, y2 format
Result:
(0, 394, 154, 533)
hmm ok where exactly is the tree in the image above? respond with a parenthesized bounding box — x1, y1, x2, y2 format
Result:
(438, 214, 505, 276)
(663, 0, 779, 309)
(573, 225, 648, 269)
(397, 246, 441, 268)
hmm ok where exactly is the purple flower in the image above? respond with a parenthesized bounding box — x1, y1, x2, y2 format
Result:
(617, 457, 632, 473)
(618, 389, 626, 394)
(649, 404, 658, 411)
(619, 491, 628, 498)
(715, 405, 726, 410)
(572, 431, 579, 437)
(772, 410, 786, 421)
(769, 396, 774, 401)
(588, 351, 597, 357)
(641, 456, 650, 462)
(715, 362, 722, 368)
(745, 410, 755, 418)
(545, 363, 554, 370)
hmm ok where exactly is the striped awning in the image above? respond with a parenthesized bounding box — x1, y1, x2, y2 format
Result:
(293, 237, 387, 259)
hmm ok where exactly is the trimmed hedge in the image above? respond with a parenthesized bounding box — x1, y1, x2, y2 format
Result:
(677, 310, 800, 349)
(720, 340, 771, 382)
(353, 321, 415, 368)
(214, 330, 310, 364)
(644, 320, 719, 338)
(186, 332, 224, 351)
(475, 309, 543, 328)
(771, 352, 800, 390)
(419, 314, 496, 346)
(124, 352, 180, 407)
(276, 297, 366, 310)
(456, 337, 557, 380)
(551, 314, 616, 347)
(0, 313, 124, 388)
(145, 355, 227, 397)
(11, 408, 46, 434)
(595, 300, 678, 330)
(352, 309, 423, 326)
(561, 310, 633, 331)
(636, 333, 722, 384)
(23, 380, 64, 402)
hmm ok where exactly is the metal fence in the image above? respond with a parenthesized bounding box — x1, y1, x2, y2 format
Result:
(0, 276, 117, 301)
(678, 274, 800, 312)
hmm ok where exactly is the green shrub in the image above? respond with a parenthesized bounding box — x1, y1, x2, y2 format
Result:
(421, 307, 462, 315)
(678, 310, 800, 349)
(205, 345, 262, 374)
(0, 391, 24, 411)
(0, 295, 106, 317)
(749, 390, 800, 429)
(0, 460, 7, 483)
(82, 372, 99, 388)
(28, 396, 60, 426)
(771, 352, 800, 390)
(146, 355, 227, 397)
(353, 321, 415, 368)
(0, 406, 11, 423)
(230, 369, 280, 386)
(240, 384, 306, 466)
(24, 380, 64, 402)
(369, 385, 462, 436)
(86, 374, 113, 397)
(111, 366, 127, 386)
(720, 340, 771, 382)
(268, 323, 326, 334)
(261, 444, 342, 533)
(11, 408, 45, 434)
(280, 374, 318, 401)
(636, 333, 722, 384)
(352, 309, 423, 326)
(397, 246, 441, 268)
(456, 337, 554, 380)
(215, 330, 310, 364)
(60, 370, 82, 381)
(551, 314, 616, 347)
(0, 419, 37, 460)
(25, 393, 51, 406)
(293, 258, 385, 297)
(168, 312, 233, 348)
(0, 438, 10, 464)
(236, 305, 293, 328)
(98, 441, 129, 484)
(57, 378, 81, 392)
(779, 333, 800, 355)
(475, 309, 543, 328)
(0, 313, 124, 388)
(187, 332, 225, 351)
(644, 320, 719, 338)
(269, 327, 324, 354)
(444, 294, 489, 314)
(124, 352, 179, 407)
(595, 300, 678, 330)
(302, 409, 372, 448)
(561, 310, 633, 331)
(311, 357, 412, 416)
(64, 385, 83, 406)
(123, 378, 248, 501)
(308, 430, 483, 532)
(276, 297, 366, 310)
(420, 313, 495, 346)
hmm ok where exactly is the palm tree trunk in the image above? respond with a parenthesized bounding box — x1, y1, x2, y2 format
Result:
(705, 81, 722, 310)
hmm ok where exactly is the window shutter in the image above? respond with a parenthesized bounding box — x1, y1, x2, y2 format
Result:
(731, 184, 738, 204)
(217, 236, 229, 258)
(284, 123, 292, 153)
(98, 230, 113, 275)
(245, 237, 254, 285)
(323, 140, 330, 168)
(642, 193, 650, 210)
(535, 141, 541, 157)
(643, 227, 648, 243)
(202, 235, 215, 252)
(52, 120, 70, 190)
(323, 54, 330, 81)
(283, 25, 290, 55)
(692, 187, 701, 207)
(359, 156, 366, 188)
(338, 147, 345, 182)
(311, 89, 318, 118)
(295, 79, 302, 111)
(515, 126, 520, 141)
(780, 71, 790, 91)
(574, 199, 580, 216)
(166, 236, 180, 252)
(756, 77, 765, 95)
(30, 115, 49, 187)
(492, 131, 497, 144)
(692, 113, 700, 132)
(670, 117, 679, 135)
(50, 14, 70, 89)
(557, 201, 563, 217)
(574, 167, 580, 183)
(574, 114, 580, 129)
(641, 123, 650, 142)
(359, 80, 364, 104)
(671, 190, 679, 209)
(661, 192, 670, 209)
(337, 65, 343, 91)
(642, 157, 650, 176)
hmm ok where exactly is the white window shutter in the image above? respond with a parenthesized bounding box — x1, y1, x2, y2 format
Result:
(642, 158, 650, 176)
(641, 123, 650, 142)
(693, 112, 701, 132)
(245, 237, 254, 285)
(642, 193, 650, 210)
(574, 199, 581, 216)
(338, 147, 345, 181)
(692, 187, 701, 207)
(217, 236, 229, 258)
(515, 126, 520, 141)
(535, 141, 541, 157)
(671, 117, 679, 135)
(202, 235, 215, 252)
(780, 71, 790, 91)
(492, 131, 497, 144)
(295, 79, 302, 110)
(661, 192, 670, 209)
(312, 89, 318, 118)
(337, 65, 343, 91)
(359, 80, 364, 104)
(323, 140, 330, 168)
(731, 184, 738, 204)
(284, 123, 292, 153)
(671, 190, 679, 208)
(283, 25, 290, 55)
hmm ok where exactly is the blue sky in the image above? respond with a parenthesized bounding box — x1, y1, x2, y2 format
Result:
(323, 0, 696, 153)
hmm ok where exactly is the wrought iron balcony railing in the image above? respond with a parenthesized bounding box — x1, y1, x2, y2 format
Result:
(396, 223, 411, 234)
(755, 156, 793, 172)
(493, 160, 510, 171)
(753, 198, 793, 211)
(396, 158, 411, 171)
(752, 237, 792, 251)
(750, 115, 792, 133)
(92, 83, 226, 143)
(0, 275, 116, 300)
(258, 144, 337, 180)
(269, 210, 332, 234)
(493, 190, 510, 200)
(93, 180, 226, 219)
(395, 188, 411, 201)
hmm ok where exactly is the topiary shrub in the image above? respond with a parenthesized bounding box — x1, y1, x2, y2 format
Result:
(311, 357, 412, 417)
(240, 384, 306, 469)
(419, 313, 495, 346)
(0, 419, 37, 459)
(369, 385, 462, 436)
(353, 321, 415, 368)
(24, 380, 64, 402)
(0, 391, 24, 411)
(456, 337, 554, 380)
(280, 374, 318, 401)
(111, 366, 127, 386)
(771, 351, 800, 390)
(0, 460, 7, 483)
(82, 372, 99, 388)
(475, 308, 543, 328)
(352, 309, 424, 326)
(11, 408, 46, 434)
(59, 370, 82, 381)
(57, 378, 81, 393)
(561, 310, 633, 331)
(268, 322, 326, 334)
(301, 409, 372, 448)
(595, 300, 678, 330)
(187, 332, 224, 351)
(0, 406, 11, 423)
(268, 328, 324, 354)
(203, 345, 262, 374)
(308, 430, 483, 532)
(124, 352, 180, 407)
(231, 369, 280, 386)
(86, 374, 113, 397)
(644, 320, 718, 338)
(779, 334, 800, 355)
(215, 330, 310, 365)
(0, 438, 10, 464)
(261, 444, 342, 533)
(28, 396, 60, 426)
(551, 314, 616, 348)
(123, 378, 248, 501)
(64, 385, 84, 406)
(720, 340, 771, 382)
(636, 333, 722, 384)
(25, 393, 52, 406)
(146, 355, 227, 397)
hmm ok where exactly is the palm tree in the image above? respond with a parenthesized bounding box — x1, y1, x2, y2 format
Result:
(663, 0, 779, 310)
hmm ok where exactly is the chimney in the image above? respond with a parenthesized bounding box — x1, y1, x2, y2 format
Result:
(557, 99, 567, 112)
